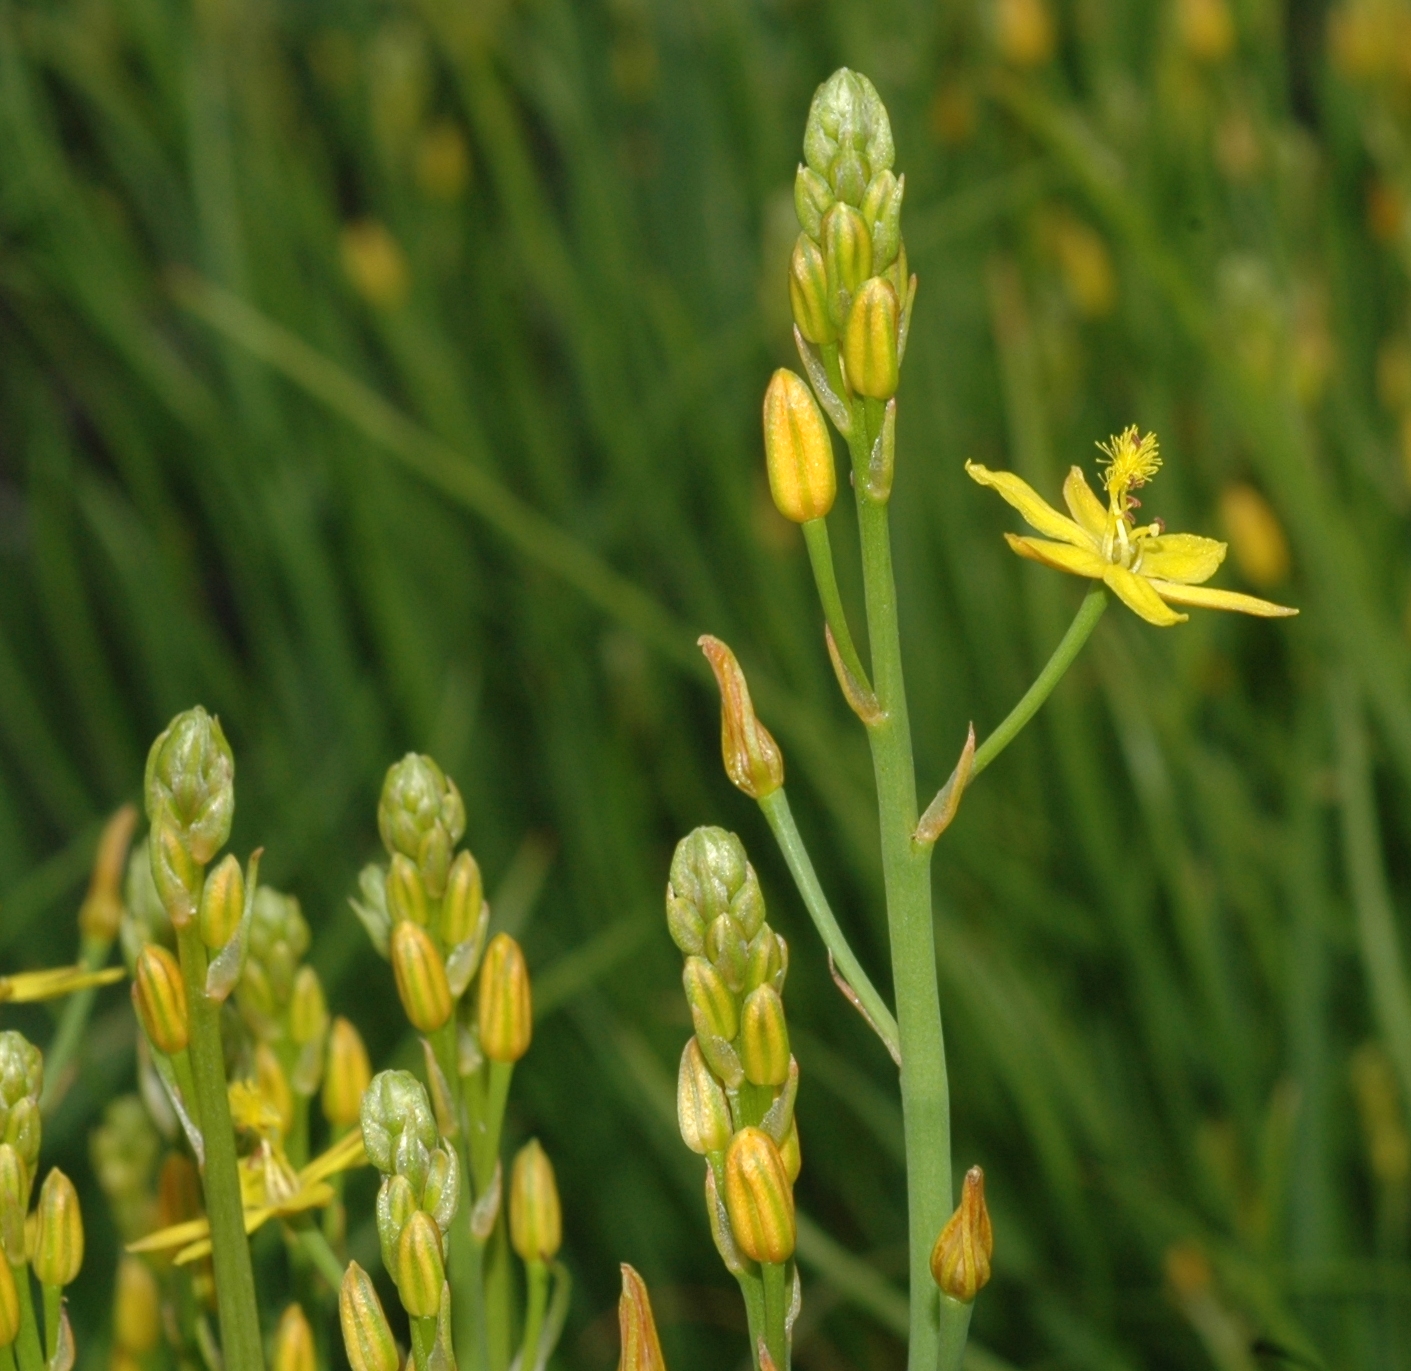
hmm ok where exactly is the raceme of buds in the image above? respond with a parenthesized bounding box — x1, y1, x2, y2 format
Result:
(273, 1304, 316, 1371)
(324, 1017, 373, 1129)
(739, 985, 791, 1087)
(0, 1260, 16, 1347)
(391, 921, 453, 1033)
(396, 1210, 445, 1318)
(843, 276, 900, 400)
(667, 828, 765, 954)
(930, 1165, 993, 1303)
(441, 849, 484, 947)
(677, 1039, 732, 1155)
(618, 1264, 667, 1371)
(340, 1262, 400, 1371)
(822, 202, 872, 328)
(509, 1139, 562, 1263)
(803, 69, 895, 208)
(0, 1035, 41, 1173)
(78, 805, 138, 943)
(697, 637, 784, 800)
(361, 1070, 439, 1194)
(33, 1167, 83, 1288)
(132, 946, 188, 1056)
(478, 933, 532, 1063)
(144, 706, 235, 866)
(114, 1257, 161, 1354)
(724, 1127, 796, 1264)
(378, 754, 466, 899)
(198, 852, 245, 951)
(763, 369, 835, 524)
(788, 235, 834, 345)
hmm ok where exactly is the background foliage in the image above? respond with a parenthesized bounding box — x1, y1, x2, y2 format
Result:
(1, 0, 1410, 1366)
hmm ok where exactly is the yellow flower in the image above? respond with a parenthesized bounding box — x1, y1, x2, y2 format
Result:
(0, 965, 125, 1003)
(966, 427, 1298, 626)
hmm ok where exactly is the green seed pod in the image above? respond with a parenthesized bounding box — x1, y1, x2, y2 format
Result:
(197, 853, 245, 951)
(763, 369, 836, 525)
(860, 169, 905, 272)
(132, 945, 189, 1056)
(33, 1167, 83, 1287)
(386, 853, 430, 928)
(677, 1039, 732, 1155)
(0, 1146, 26, 1262)
(930, 1165, 993, 1303)
(440, 850, 483, 947)
(396, 1210, 445, 1318)
(682, 957, 738, 1044)
(143, 706, 235, 865)
(376, 1173, 417, 1278)
(723, 1127, 795, 1264)
(114, 1256, 161, 1354)
(391, 921, 453, 1033)
(272, 1304, 316, 1371)
(377, 754, 465, 898)
(822, 202, 872, 329)
(148, 820, 202, 929)
(509, 1139, 561, 1263)
(340, 1262, 399, 1371)
(740, 985, 791, 1087)
(843, 276, 900, 400)
(802, 68, 894, 207)
(788, 234, 835, 345)
(478, 933, 532, 1063)
(0, 1259, 16, 1348)
(705, 914, 747, 993)
(794, 164, 834, 241)
(618, 1264, 668, 1371)
(360, 1070, 438, 1191)
(323, 1017, 373, 1130)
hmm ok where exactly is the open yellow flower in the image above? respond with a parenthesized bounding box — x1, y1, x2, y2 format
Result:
(967, 427, 1298, 626)
(0, 965, 125, 1003)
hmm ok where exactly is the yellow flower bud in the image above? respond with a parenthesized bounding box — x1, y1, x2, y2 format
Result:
(132, 945, 189, 1055)
(842, 276, 900, 400)
(78, 805, 138, 943)
(198, 853, 245, 951)
(0, 1259, 16, 1347)
(682, 956, 738, 1044)
(114, 1256, 161, 1354)
(995, 0, 1055, 68)
(0, 1146, 25, 1264)
(478, 933, 532, 1063)
(723, 1127, 795, 1264)
(272, 1304, 316, 1371)
(1220, 483, 1289, 589)
(677, 1039, 732, 1155)
(254, 1043, 296, 1138)
(391, 921, 453, 1033)
(441, 850, 484, 947)
(788, 235, 835, 345)
(822, 202, 873, 329)
(386, 853, 430, 928)
(509, 1139, 562, 1263)
(780, 1121, 801, 1184)
(739, 985, 790, 1087)
(929, 1165, 993, 1302)
(290, 966, 328, 1046)
(149, 821, 201, 929)
(33, 1167, 83, 1288)
(763, 370, 835, 524)
(323, 1016, 373, 1130)
(617, 1264, 667, 1371)
(395, 1210, 445, 1318)
(697, 636, 784, 800)
(340, 1262, 399, 1371)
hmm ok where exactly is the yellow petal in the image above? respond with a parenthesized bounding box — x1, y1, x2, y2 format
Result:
(127, 1216, 211, 1255)
(0, 965, 125, 1003)
(1062, 466, 1107, 538)
(967, 462, 1098, 549)
(300, 1129, 366, 1187)
(1137, 533, 1226, 585)
(1146, 579, 1298, 617)
(1004, 533, 1107, 578)
(1102, 566, 1188, 625)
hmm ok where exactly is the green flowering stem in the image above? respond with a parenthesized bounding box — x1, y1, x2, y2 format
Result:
(970, 585, 1108, 780)
(410, 1315, 437, 1371)
(291, 1221, 345, 1290)
(935, 1296, 974, 1371)
(11, 1260, 41, 1371)
(735, 1269, 767, 1371)
(757, 789, 899, 1062)
(520, 1259, 549, 1371)
(761, 1261, 789, 1369)
(39, 1286, 58, 1362)
(802, 519, 871, 695)
(176, 923, 264, 1371)
(470, 1061, 514, 1190)
(38, 932, 112, 1114)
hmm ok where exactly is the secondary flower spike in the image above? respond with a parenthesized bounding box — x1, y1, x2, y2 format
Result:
(698, 637, 784, 800)
(966, 427, 1298, 625)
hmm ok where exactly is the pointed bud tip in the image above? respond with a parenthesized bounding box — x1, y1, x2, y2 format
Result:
(697, 637, 784, 800)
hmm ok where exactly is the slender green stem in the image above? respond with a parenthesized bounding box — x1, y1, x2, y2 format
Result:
(11, 1261, 41, 1371)
(486, 1223, 514, 1371)
(934, 1296, 974, 1371)
(520, 1260, 549, 1371)
(40, 1285, 58, 1360)
(292, 1222, 346, 1290)
(758, 789, 899, 1061)
(971, 586, 1107, 779)
(761, 1261, 788, 1369)
(176, 923, 264, 1371)
(410, 1316, 436, 1371)
(471, 1062, 514, 1190)
(735, 1269, 767, 1371)
(38, 933, 112, 1113)
(802, 518, 871, 694)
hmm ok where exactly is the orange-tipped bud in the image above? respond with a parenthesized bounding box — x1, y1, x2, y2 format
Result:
(697, 637, 784, 800)
(682, 957, 739, 1044)
(114, 1256, 161, 1354)
(78, 805, 138, 942)
(391, 921, 453, 1033)
(478, 933, 532, 1063)
(323, 1017, 373, 1129)
(822, 201, 873, 328)
(618, 1264, 667, 1371)
(763, 370, 836, 523)
(272, 1304, 316, 1371)
(929, 1165, 993, 1303)
(843, 276, 900, 400)
(724, 1126, 796, 1264)
(340, 1262, 399, 1371)
(132, 945, 188, 1055)
(198, 853, 245, 951)
(32, 1167, 83, 1287)
(509, 1139, 562, 1263)
(396, 1211, 445, 1318)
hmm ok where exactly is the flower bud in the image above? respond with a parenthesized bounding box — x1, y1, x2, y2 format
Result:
(78, 805, 138, 943)
(396, 1210, 445, 1318)
(794, 165, 834, 241)
(0, 1260, 16, 1347)
(788, 235, 835, 345)
(386, 853, 430, 928)
(156, 1152, 202, 1229)
(779, 1121, 801, 1184)
(114, 1256, 161, 1354)
(763, 370, 836, 524)
(33, 1167, 83, 1287)
(822, 202, 873, 328)
(149, 820, 202, 928)
(697, 637, 784, 800)
(324, 1017, 373, 1129)
(669, 828, 747, 924)
(618, 1264, 667, 1371)
(0, 1034, 40, 1146)
(682, 957, 738, 1044)
(340, 1262, 399, 1371)
(133, 945, 189, 1055)
(420, 1146, 460, 1234)
(860, 169, 905, 271)
(391, 921, 453, 1033)
(198, 853, 245, 951)
(440, 850, 484, 947)
(929, 1165, 993, 1303)
(843, 277, 900, 400)
(723, 1127, 795, 1264)
(705, 914, 747, 993)
(478, 933, 532, 1063)
(273, 1304, 316, 1371)
(254, 1043, 295, 1137)
(144, 706, 235, 865)
(360, 1070, 438, 1192)
(0, 1147, 24, 1263)
(378, 755, 465, 898)
(743, 927, 784, 994)
(677, 1040, 732, 1155)
(740, 985, 791, 1087)
(803, 69, 894, 206)
(376, 1173, 417, 1276)
(509, 1139, 561, 1263)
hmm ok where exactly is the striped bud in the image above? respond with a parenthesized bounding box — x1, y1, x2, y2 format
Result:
(803, 69, 895, 207)
(677, 1039, 732, 1155)
(1, 1100, 37, 1180)
(361, 1070, 437, 1190)
(340, 1262, 399, 1371)
(682, 957, 738, 1044)
(323, 1017, 373, 1130)
(440, 850, 484, 947)
(724, 1127, 795, 1264)
(114, 1257, 161, 1354)
(0, 1147, 25, 1262)
(705, 914, 747, 993)
(133, 945, 188, 1055)
(478, 933, 532, 1063)
(291, 966, 328, 1046)
(396, 1210, 445, 1318)
(822, 202, 873, 328)
(509, 1139, 562, 1263)
(618, 1264, 667, 1371)
(273, 1304, 316, 1371)
(376, 1174, 417, 1277)
(842, 277, 900, 400)
(149, 821, 201, 929)
(743, 927, 784, 994)
(0, 1260, 16, 1347)
(391, 921, 453, 1033)
(33, 1167, 83, 1287)
(740, 985, 791, 1087)
(930, 1165, 993, 1302)
(697, 637, 784, 800)
(788, 234, 835, 345)
(860, 169, 905, 271)
(763, 369, 836, 524)
(198, 853, 245, 951)
(156, 1152, 202, 1230)
(421, 1147, 460, 1234)
(794, 165, 834, 241)
(386, 854, 430, 928)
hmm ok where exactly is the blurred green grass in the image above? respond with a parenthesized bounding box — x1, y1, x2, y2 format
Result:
(3, 0, 1411, 1365)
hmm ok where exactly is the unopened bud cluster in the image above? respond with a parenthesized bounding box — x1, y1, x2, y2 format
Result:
(667, 828, 799, 1269)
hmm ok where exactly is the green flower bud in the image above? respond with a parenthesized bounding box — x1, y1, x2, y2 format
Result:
(198, 853, 245, 951)
(843, 276, 900, 400)
(788, 234, 835, 345)
(420, 1146, 460, 1234)
(273, 1304, 316, 1371)
(763, 369, 836, 524)
(254, 1042, 296, 1137)
(740, 985, 791, 1087)
(121, 840, 171, 965)
(114, 1256, 161, 1354)
(0, 1259, 16, 1348)
(704, 914, 747, 993)
(440, 850, 484, 947)
(0, 1034, 41, 1122)
(618, 1264, 667, 1371)
(509, 1139, 561, 1263)
(392, 921, 453, 1033)
(683, 957, 738, 1044)
(33, 1167, 83, 1287)
(143, 706, 234, 865)
(386, 853, 430, 928)
(349, 864, 392, 958)
(698, 636, 785, 801)
(340, 1262, 399, 1371)
(780, 1120, 802, 1184)
(802, 68, 894, 207)
(376, 1173, 417, 1277)
(665, 895, 705, 959)
(723, 1127, 795, 1264)
(148, 820, 202, 928)
(860, 169, 905, 271)
(290, 966, 329, 1095)
(378, 755, 465, 898)
(361, 1069, 438, 1192)
(742, 927, 784, 994)
(243, 887, 311, 1024)
(677, 1039, 732, 1155)
(822, 202, 872, 329)
(323, 1017, 373, 1130)
(0, 1146, 26, 1263)
(793, 164, 834, 241)
(132, 945, 189, 1056)
(930, 1165, 993, 1303)
(478, 933, 532, 1063)
(669, 828, 748, 926)
(396, 1210, 445, 1317)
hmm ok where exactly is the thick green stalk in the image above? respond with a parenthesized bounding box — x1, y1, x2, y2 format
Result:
(11, 1260, 41, 1371)
(520, 1259, 549, 1371)
(802, 518, 871, 694)
(761, 1261, 789, 1369)
(736, 1269, 767, 1371)
(176, 924, 263, 1371)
